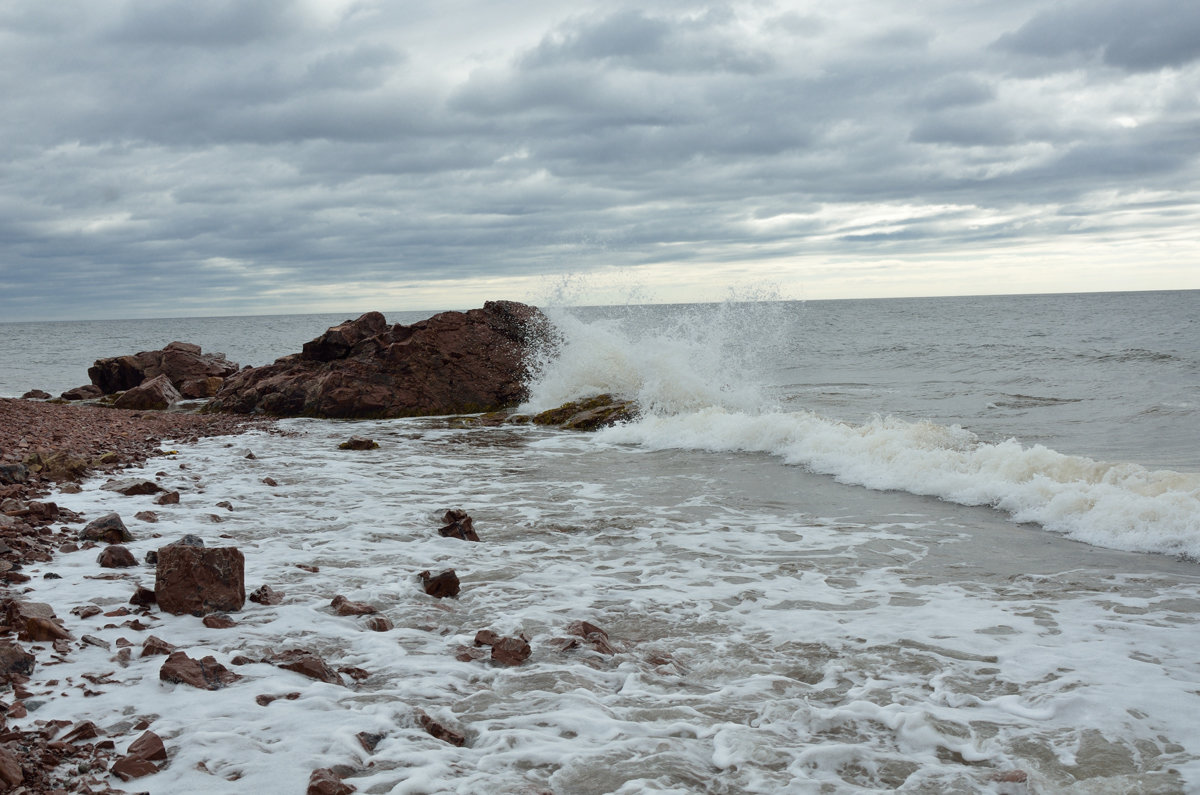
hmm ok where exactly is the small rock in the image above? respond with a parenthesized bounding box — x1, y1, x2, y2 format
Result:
(363, 615, 394, 632)
(127, 729, 168, 761)
(419, 569, 460, 598)
(416, 709, 466, 746)
(61, 384, 102, 401)
(101, 478, 164, 496)
(437, 509, 479, 542)
(154, 490, 181, 505)
(71, 604, 103, 619)
(202, 613, 237, 629)
(215, 500, 233, 511)
(159, 651, 241, 690)
(269, 649, 343, 685)
(357, 731, 385, 752)
(249, 585, 284, 605)
(21, 389, 51, 399)
(110, 756, 160, 781)
(330, 595, 377, 616)
(263, 477, 278, 486)
(338, 436, 379, 451)
(130, 586, 157, 606)
(98, 545, 137, 568)
(155, 544, 245, 615)
(134, 510, 159, 523)
(19, 616, 71, 642)
(140, 635, 177, 658)
(80, 512, 134, 544)
(490, 637, 532, 666)
(307, 767, 356, 795)
(0, 641, 36, 678)
(81, 634, 111, 650)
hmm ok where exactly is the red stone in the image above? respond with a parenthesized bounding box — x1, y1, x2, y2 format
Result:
(97, 545, 137, 568)
(437, 511, 479, 542)
(155, 545, 244, 615)
(140, 635, 177, 658)
(127, 730, 167, 761)
(307, 768, 356, 795)
(202, 614, 236, 629)
(249, 585, 284, 605)
(363, 615, 393, 632)
(110, 755, 160, 781)
(330, 595, 376, 616)
(79, 512, 133, 544)
(269, 649, 343, 685)
(419, 569, 460, 598)
(416, 709, 465, 746)
(159, 651, 240, 690)
(113, 374, 183, 411)
(490, 637, 532, 666)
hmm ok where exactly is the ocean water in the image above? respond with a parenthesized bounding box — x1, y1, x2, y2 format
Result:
(4, 290, 1200, 793)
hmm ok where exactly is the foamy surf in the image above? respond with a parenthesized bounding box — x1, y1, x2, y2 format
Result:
(523, 304, 1200, 560)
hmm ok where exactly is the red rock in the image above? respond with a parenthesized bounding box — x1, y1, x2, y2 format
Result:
(154, 545, 244, 615)
(140, 635, 177, 658)
(416, 709, 466, 746)
(71, 604, 103, 618)
(202, 613, 236, 629)
(490, 637, 532, 666)
(79, 512, 134, 544)
(993, 770, 1029, 783)
(0, 641, 36, 678)
(269, 649, 343, 685)
(363, 615, 393, 632)
(97, 545, 137, 568)
(100, 478, 164, 496)
(113, 374, 183, 411)
(61, 384, 102, 400)
(330, 595, 376, 616)
(263, 477, 279, 487)
(419, 569, 460, 598)
(21, 389, 51, 400)
(60, 720, 101, 743)
(127, 729, 167, 761)
(307, 767, 356, 795)
(454, 646, 487, 662)
(207, 301, 545, 418)
(134, 510, 158, 522)
(129, 585, 157, 606)
(566, 620, 618, 655)
(111, 755, 160, 781)
(339, 666, 370, 681)
(437, 511, 479, 542)
(19, 616, 71, 642)
(357, 731, 385, 752)
(473, 629, 501, 647)
(159, 651, 241, 690)
(89, 341, 238, 398)
(0, 746, 22, 788)
(81, 634, 111, 649)
(154, 491, 180, 505)
(249, 585, 283, 605)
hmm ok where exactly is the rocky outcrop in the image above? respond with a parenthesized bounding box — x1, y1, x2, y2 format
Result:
(89, 341, 239, 399)
(206, 301, 547, 419)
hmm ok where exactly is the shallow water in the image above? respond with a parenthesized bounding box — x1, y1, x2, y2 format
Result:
(17, 418, 1200, 793)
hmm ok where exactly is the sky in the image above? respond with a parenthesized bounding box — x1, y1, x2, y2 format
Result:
(1, 0, 1198, 320)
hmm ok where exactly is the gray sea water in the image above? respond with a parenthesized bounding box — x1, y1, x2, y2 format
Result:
(4, 290, 1200, 793)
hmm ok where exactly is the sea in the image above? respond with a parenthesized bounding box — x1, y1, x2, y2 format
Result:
(1, 289, 1198, 794)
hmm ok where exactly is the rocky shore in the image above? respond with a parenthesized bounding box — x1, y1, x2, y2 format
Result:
(0, 399, 272, 792)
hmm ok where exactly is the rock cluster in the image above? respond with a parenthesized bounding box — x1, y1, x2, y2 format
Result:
(206, 301, 547, 418)
(86, 340, 239, 400)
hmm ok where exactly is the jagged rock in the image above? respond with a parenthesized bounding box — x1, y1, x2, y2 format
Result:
(127, 730, 168, 762)
(113, 373, 182, 411)
(249, 585, 283, 605)
(0, 640, 36, 678)
(416, 709, 466, 746)
(566, 620, 618, 655)
(330, 595, 376, 616)
(269, 649, 343, 685)
(101, 478, 164, 496)
(532, 394, 638, 430)
(89, 341, 239, 398)
(473, 630, 531, 666)
(159, 651, 241, 690)
(80, 512, 134, 544)
(155, 545, 245, 615)
(141, 636, 176, 657)
(130, 585, 157, 606)
(307, 767, 356, 795)
(207, 301, 547, 419)
(98, 545, 137, 568)
(419, 569, 461, 598)
(61, 384, 103, 401)
(438, 509, 479, 542)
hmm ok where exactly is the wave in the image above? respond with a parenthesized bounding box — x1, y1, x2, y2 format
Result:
(523, 305, 1200, 560)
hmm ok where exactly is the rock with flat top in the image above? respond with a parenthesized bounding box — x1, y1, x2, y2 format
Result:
(155, 544, 244, 615)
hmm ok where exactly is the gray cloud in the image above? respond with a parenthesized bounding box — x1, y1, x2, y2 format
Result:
(0, 0, 1197, 320)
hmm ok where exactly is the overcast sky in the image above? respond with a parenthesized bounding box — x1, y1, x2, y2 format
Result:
(2, 0, 1198, 320)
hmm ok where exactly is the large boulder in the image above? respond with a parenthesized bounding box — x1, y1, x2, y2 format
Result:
(113, 374, 182, 410)
(205, 301, 547, 419)
(155, 544, 245, 615)
(89, 341, 239, 399)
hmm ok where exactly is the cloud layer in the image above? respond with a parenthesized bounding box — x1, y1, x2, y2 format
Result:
(2, 0, 1198, 319)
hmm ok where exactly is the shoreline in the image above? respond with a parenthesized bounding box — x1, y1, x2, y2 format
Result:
(1, 398, 273, 791)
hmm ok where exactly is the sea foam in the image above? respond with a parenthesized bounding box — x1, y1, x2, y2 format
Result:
(524, 305, 1200, 560)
